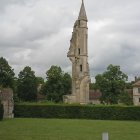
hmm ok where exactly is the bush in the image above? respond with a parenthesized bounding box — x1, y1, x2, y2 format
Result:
(0, 104, 3, 120)
(14, 104, 140, 120)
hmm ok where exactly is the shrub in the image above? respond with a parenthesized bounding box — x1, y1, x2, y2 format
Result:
(14, 104, 140, 120)
(0, 104, 3, 120)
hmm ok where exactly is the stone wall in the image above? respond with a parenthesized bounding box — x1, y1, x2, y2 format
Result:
(0, 88, 14, 119)
(133, 87, 140, 106)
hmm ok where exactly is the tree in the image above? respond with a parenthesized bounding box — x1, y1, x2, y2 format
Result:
(118, 91, 133, 105)
(62, 73, 72, 94)
(36, 77, 44, 85)
(89, 83, 97, 90)
(36, 77, 44, 94)
(43, 66, 71, 102)
(17, 66, 37, 101)
(0, 57, 15, 88)
(95, 64, 128, 104)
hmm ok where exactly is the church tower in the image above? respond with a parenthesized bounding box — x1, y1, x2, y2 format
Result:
(64, 0, 90, 104)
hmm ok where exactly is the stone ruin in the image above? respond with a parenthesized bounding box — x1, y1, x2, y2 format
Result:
(0, 88, 14, 119)
(63, 0, 90, 104)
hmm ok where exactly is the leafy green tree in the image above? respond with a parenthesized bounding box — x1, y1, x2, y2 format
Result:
(43, 66, 71, 102)
(118, 91, 133, 105)
(17, 66, 37, 101)
(36, 77, 44, 85)
(39, 81, 47, 95)
(62, 73, 72, 94)
(125, 82, 133, 89)
(95, 64, 128, 104)
(36, 77, 45, 94)
(89, 83, 97, 90)
(0, 57, 15, 88)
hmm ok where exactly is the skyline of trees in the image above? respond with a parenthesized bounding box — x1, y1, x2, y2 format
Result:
(0, 57, 137, 104)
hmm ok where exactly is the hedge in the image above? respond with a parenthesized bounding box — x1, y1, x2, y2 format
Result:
(14, 104, 140, 120)
(0, 104, 3, 120)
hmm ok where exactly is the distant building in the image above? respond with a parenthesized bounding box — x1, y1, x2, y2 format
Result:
(89, 90, 102, 104)
(37, 93, 46, 101)
(89, 89, 133, 105)
(133, 80, 140, 106)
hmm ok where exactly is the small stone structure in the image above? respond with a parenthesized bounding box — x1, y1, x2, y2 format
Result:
(133, 80, 140, 106)
(89, 90, 102, 104)
(0, 88, 14, 118)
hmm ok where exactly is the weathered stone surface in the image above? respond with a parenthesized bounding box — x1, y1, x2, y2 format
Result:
(0, 88, 14, 119)
(133, 80, 140, 106)
(64, 0, 91, 104)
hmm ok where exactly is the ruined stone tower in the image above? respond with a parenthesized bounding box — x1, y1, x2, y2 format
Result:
(64, 0, 90, 104)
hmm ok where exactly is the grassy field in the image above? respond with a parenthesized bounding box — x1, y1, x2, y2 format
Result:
(0, 119, 140, 140)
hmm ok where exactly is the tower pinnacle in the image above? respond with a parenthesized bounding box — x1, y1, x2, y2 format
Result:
(78, 0, 87, 21)
(63, 0, 90, 104)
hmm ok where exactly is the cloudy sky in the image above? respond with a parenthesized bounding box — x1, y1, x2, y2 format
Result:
(0, 0, 140, 82)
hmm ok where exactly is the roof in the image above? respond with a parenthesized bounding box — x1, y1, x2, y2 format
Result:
(78, 0, 87, 21)
(133, 80, 140, 87)
(37, 93, 46, 100)
(89, 89, 133, 100)
(89, 90, 102, 100)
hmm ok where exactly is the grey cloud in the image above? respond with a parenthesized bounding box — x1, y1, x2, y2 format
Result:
(0, 0, 140, 81)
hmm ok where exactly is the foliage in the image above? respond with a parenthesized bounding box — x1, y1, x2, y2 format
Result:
(95, 64, 128, 104)
(14, 104, 140, 120)
(0, 57, 15, 89)
(118, 91, 133, 105)
(17, 66, 37, 101)
(43, 66, 71, 102)
(62, 73, 72, 94)
(0, 104, 3, 120)
(36, 77, 44, 85)
(39, 81, 47, 95)
(125, 82, 133, 89)
(89, 83, 97, 90)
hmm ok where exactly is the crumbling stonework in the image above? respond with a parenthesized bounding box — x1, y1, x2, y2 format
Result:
(64, 0, 90, 104)
(0, 88, 14, 119)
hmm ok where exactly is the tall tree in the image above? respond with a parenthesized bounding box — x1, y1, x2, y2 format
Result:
(17, 66, 37, 101)
(0, 57, 15, 89)
(95, 64, 128, 104)
(43, 66, 71, 102)
(36, 77, 44, 85)
(62, 73, 72, 94)
(118, 91, 133, 105)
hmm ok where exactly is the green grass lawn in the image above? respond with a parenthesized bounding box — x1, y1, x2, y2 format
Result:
(0, 119, 140, 140)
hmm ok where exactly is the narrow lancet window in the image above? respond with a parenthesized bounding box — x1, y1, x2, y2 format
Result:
(78, 48, 80, 55)
(80, 65, 82, 72)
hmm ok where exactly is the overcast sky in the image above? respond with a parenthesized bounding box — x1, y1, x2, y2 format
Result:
(0, 0, 140, 82)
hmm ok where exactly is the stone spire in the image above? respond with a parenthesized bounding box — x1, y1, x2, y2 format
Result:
(78, 0, 87, 21)
(63, 0, 90, 104)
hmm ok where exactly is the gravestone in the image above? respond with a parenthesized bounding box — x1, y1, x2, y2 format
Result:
(102, 132, 109, 140)
(0, 88, 14, 119)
